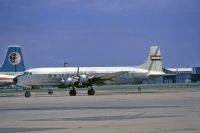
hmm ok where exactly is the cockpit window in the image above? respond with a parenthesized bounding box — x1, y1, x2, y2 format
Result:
(23, 72, 32, 75)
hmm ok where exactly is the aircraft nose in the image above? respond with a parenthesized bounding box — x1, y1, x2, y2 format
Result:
(13, 77, 18, 84)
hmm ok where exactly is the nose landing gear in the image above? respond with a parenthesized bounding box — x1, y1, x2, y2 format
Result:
(25, 91, 31, 98)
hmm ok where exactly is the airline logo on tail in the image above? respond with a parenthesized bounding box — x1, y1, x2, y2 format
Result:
(150, 46, 161, 61)
(0, 45, 25, 72)
(9, 52, 21, 65)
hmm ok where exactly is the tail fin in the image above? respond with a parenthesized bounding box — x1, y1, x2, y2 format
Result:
(0, 45, 25, 72)
(139, 46, 163, 72)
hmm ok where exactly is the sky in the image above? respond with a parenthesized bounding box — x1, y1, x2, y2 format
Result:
(0, 0, 199, 69)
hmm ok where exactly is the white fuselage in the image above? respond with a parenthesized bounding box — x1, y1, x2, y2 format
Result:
(17, 66, 151, 87)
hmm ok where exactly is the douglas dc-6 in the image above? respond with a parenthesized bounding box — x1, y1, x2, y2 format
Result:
(14, 46, 165, 97)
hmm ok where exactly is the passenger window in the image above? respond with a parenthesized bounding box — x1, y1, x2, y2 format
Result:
(24, 72, 32, 75)
(24, 72, 29, 75)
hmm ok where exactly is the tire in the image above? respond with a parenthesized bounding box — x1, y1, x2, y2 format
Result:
(87, 89, 95, 96)
(69, 89, 76, 96)
(25, 91, 31, 98)
(48, 89, 53, 95)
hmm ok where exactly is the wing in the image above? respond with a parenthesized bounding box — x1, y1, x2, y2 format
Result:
(87, 71, 128, 85)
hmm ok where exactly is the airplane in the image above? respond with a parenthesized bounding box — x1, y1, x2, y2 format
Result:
(0, 74, 15, 87)
(14, 46, 165, 97)
(0, 45, 25, 88)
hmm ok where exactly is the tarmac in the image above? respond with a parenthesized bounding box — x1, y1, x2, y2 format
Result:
(0, 88, 200, 133)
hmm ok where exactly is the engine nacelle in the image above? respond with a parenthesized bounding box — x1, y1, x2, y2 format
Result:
(65, 77, 77, 86)
(79, 74, 89, 83)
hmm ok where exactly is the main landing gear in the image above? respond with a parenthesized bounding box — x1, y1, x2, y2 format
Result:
(69, 86, 95, 96)
(87, 86, 95, 96)
(69, 88, 77, 96)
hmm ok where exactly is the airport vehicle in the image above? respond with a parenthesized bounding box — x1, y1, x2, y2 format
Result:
(14, 46, 165, 97)
(0, 45, 25, 87)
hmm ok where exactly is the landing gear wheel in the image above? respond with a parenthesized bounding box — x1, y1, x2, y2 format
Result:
(48, 89, 53, 95)
(69, 89, 77, 96)
(87, 89, 95, 96)
(25, 91, 31, 98)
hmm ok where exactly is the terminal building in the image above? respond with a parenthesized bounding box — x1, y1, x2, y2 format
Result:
(143, 67, 200, 84)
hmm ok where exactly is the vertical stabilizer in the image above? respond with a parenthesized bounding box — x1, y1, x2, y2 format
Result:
(0, 45, 25, 72)
(139, 46, 163, 72)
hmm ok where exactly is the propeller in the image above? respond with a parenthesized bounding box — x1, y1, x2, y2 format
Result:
(62, 67, 94, 87)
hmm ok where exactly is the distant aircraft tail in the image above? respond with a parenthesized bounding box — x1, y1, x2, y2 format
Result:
(0, 45, 25, 72)
(139, 46, 163, 73)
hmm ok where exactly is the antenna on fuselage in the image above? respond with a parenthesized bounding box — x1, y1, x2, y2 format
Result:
(77, 67, 80, 76)
(64, 62, 68, 67)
